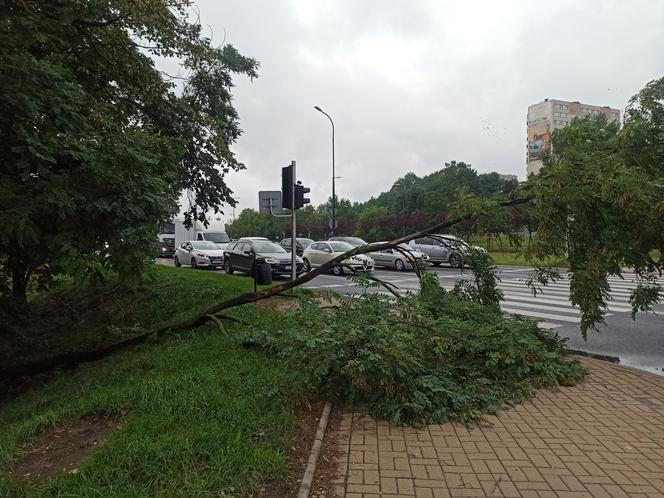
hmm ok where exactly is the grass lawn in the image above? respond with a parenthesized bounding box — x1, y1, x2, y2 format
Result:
(487, 251, 531, 266)
(0, 266, 301, 496)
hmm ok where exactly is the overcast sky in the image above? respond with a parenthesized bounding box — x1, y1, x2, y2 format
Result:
(188, 0, 664, 223)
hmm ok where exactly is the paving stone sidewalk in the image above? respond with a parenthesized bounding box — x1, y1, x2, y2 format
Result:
(324, 358, 664, 498)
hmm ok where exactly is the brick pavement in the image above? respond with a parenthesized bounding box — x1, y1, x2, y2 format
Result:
(323, 358, 664, 497)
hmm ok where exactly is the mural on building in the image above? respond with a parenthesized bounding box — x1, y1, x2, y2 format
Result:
(527, 124, 550, 161)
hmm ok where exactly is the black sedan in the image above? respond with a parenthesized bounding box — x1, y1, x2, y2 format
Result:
(223, 239, 304, 276)
(279, 238, 314, 256)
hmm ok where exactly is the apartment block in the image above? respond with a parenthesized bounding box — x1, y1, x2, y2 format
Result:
(526, 99, 620, 176)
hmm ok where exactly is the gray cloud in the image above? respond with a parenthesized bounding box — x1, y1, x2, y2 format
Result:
(189, 0, 664, 222)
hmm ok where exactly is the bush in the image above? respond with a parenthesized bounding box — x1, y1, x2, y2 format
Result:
(240, 272, 585, 426)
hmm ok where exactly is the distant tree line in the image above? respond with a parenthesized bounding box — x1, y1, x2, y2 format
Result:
(227, 161, 524, 241)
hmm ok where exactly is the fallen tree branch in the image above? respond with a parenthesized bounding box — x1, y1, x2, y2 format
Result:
(1, 196, 531, 379)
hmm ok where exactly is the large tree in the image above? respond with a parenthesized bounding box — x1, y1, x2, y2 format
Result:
(0, 0, 258, 301)
(526, 77, 664, 334)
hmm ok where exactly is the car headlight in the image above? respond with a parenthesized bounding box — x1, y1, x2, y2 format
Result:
(264, 257, 279, 264)
(196, 252, 208, 258)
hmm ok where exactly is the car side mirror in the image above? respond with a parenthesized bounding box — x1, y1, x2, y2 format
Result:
(244, 250, 253, 256)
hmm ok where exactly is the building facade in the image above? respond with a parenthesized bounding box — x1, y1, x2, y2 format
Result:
(526, 99, 620, 176)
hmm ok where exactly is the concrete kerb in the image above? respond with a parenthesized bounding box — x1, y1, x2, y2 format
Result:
(297, 401, 332, 498)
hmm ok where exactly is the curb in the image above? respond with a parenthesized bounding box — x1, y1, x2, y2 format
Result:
(297, 401, 332, 498)
(564, 348, 620, 363)
(580, 356, 664, 382)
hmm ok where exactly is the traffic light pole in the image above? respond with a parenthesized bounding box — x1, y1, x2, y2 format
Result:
(290, 160, 297, 281)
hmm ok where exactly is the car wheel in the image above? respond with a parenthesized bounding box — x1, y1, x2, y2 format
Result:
(449, 253, 463, 268)
(224, 259, 234, 274)
(191, 258, 197, 269)
(174, 256, 181, 268)
(432, 261, 442, 267)
(332, 265, 344, 276)
(303, 258, 311, 272)
(395, 259, 405, 271)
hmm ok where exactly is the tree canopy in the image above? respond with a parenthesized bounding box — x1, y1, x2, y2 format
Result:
(525, 77, 664, 334)
(0, 0, 258, 300)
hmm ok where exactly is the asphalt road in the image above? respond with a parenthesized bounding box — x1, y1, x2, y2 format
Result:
(157, 258, 664, 374)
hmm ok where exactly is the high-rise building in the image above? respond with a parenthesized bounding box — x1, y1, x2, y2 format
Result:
(526, 99, 620, 176)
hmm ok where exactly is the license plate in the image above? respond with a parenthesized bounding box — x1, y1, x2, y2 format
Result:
(284, 266, 291, 270)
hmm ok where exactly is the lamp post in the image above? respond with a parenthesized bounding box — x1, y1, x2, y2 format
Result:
(314, 105, 336, 236)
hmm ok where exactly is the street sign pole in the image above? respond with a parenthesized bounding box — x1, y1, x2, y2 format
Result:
(290, 160, 297, 281)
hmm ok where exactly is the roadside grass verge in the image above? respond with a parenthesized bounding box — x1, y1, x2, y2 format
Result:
(0, 262, 587, 494)
(0, 266, 300, 496)
(1, 265, 269, 365)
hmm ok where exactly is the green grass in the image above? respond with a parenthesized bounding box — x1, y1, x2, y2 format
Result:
(0, 266, 300, 496)
(487, 251, 532, 266)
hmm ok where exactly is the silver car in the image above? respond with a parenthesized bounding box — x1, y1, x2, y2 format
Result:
(408, 234, 482, 268)
(303, 241, 374, 276)
(174, 240, 225, 269)
(369, 243, 429, 271)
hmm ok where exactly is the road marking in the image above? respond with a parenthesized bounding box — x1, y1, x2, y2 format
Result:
(498, 281, 635, 298)
(501, 307, 584, 323)
(500, 291, 633, 313)
(501, 300, 581, 315)
(538, 322, 562, 329)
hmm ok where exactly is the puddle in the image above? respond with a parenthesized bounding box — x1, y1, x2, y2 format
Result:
(618, 357, 664, 376)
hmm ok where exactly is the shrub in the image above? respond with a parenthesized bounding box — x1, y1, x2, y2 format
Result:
(240, 273, 585, 426)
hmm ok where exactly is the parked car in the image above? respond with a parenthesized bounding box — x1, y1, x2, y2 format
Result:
(195, 230, 231, 250)
(369, 243, 429, 271)
(408, 234, 479, 268)
(328, 236, 367, 247)
(223, 239, 304, 276)
(174, 240, 225, 269)
(303, 241, 374, 275)
(280, 238, 314, 256)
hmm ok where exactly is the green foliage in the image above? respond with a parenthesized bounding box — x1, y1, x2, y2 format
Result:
(0, 1, 258, 301)
(451, 249, 503, 308)
(241, 270, 585, 427)
(0, 266, 297, 496)
(527, 76, 664, 334)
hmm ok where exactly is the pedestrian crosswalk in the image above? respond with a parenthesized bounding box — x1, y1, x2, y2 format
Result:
(304, 271, 664, 331)
(449, 274, 663, 329)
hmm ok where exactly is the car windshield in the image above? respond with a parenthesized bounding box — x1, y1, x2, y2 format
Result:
(299, 238, 314, 247)
(192, 241, 218, 250)
(397, 243, 415, 250)
(344, 237, 366, 246)
(203, 232, 231, 243)
(159, 222, 175, 234)
(439, 237, 469, 249)
(329, 241, 355, 252)
(253, 241, 286, 253)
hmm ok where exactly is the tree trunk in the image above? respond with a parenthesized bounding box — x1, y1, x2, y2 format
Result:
(10, 259, 28, 303)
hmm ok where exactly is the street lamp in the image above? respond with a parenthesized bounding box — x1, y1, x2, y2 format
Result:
(314, 105, 336, 236)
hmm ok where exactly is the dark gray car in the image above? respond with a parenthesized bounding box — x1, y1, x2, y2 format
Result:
(408, 234, 468, 268)
(223, 239, 304, 276)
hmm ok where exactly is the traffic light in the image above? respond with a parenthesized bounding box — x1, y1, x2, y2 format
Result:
(295, 183, 311, 209)
(281, 164, 293, 210)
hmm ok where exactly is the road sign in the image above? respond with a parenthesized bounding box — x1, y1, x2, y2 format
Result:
(258, 191, 282, 215)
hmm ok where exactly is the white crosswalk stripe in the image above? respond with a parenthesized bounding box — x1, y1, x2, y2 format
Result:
(304, 270, 663, 331)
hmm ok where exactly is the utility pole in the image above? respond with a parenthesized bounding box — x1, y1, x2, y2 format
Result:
(314, 106, 336, 236)
(290, 161, 297, 281)
(281, 161, 310, 281)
